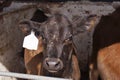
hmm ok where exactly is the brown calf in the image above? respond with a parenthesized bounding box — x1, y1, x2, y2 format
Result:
(98, 43, 120, 80)
(24, 36, 43, 75)
(90, 7, 120, 80)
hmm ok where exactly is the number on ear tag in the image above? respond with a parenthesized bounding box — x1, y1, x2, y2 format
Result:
(23, 31, 39, 50)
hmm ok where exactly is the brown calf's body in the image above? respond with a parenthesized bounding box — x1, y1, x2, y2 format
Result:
(90, 7, 120, 80)
(98, 43, 120, 80)
(24, 37, 43, 75)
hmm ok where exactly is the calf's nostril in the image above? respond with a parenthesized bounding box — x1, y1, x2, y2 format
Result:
(46, 61, 49, 67)
(55, 61, 60, 67)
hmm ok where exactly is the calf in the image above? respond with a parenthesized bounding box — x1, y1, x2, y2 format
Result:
(19, 13, 97, 80)
(19, 14, 80, 79)
(98, 43, 120, 80)
(90, 7, 120, 80)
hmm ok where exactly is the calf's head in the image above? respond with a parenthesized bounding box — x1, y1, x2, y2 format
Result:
(19, 14, 98, 73)
(19, 15, 73, 73)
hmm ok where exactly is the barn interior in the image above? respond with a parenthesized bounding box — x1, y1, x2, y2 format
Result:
(0, 0, 119, 80)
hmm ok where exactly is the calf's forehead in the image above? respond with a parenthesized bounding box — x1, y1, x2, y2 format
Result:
(41, 15, 72, 41)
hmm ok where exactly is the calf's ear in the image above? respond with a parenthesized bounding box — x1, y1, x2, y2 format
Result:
(72, 15, 99, 36)
(19, 20, 33, 35)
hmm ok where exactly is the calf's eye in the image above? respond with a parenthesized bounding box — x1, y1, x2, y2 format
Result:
(35, 31, 40, 37)
(64, 37, 72, 44)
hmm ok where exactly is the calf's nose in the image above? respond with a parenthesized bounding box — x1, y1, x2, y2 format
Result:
(43, 58, 63, 72)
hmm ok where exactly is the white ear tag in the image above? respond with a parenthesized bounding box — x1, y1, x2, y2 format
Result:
(23, 31, 39, 50)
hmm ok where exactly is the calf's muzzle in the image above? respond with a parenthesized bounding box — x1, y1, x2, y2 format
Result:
(43, 58, 63, 73)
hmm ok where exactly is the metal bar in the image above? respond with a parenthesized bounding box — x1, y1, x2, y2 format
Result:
(0, 71, 72, 80)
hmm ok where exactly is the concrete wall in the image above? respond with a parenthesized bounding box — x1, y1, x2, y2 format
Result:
(0, 3, 36, 79)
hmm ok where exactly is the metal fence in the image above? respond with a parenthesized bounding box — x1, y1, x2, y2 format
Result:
(0, 71, 72, 80)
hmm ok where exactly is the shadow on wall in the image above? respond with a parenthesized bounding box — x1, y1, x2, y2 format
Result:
(31, 10, 48, 23)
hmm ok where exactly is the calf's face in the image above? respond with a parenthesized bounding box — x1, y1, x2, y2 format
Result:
(19, 14, 98, 73)
(19, 15, 73, 73)
(39, 14, 73, 72)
